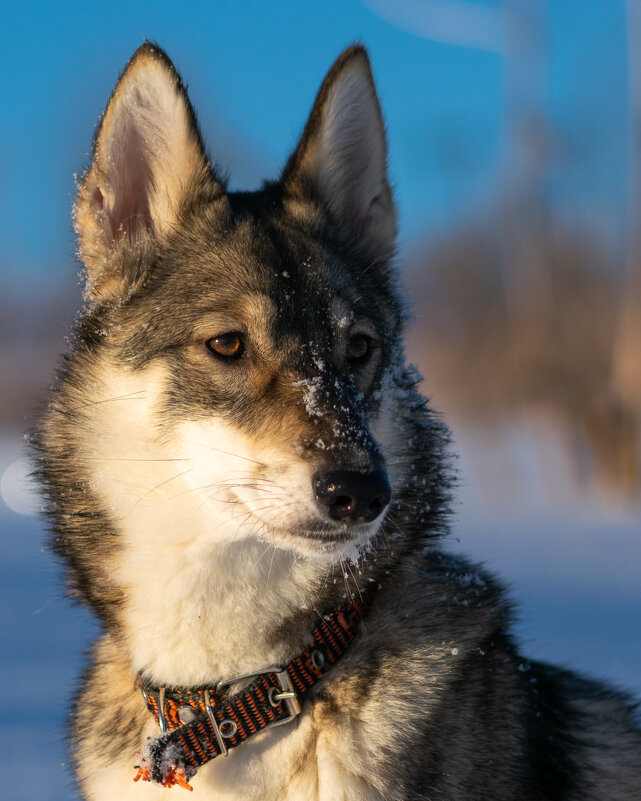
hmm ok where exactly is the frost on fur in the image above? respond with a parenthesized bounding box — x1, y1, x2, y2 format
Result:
(134, 738, 195, 791)
(36, 39, 641, 801)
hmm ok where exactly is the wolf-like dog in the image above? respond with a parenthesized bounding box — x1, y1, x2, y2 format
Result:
(36, 43, 640, 800)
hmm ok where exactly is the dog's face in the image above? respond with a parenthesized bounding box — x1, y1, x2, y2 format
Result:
(60, 44, 414, 568)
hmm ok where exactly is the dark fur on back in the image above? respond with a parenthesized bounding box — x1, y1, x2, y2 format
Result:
(35, 43, 641, 800)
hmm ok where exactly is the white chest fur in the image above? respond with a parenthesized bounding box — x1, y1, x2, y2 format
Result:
(82, 708, 387, 801)
(75, 363, 396, 801)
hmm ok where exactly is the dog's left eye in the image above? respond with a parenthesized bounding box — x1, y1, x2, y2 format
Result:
(206, 333, 244, 359)
(346, 334, 371, 362)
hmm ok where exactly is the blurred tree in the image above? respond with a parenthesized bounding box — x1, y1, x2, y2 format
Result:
(406, 0, 640, 499)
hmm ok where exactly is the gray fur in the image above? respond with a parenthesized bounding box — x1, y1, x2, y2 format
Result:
(35, 43, 640, 800)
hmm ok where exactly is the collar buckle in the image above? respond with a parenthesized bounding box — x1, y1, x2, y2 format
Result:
(135, 594, 371, 786)
(268, 668, 301, 727)
(205, 666, 300, 756)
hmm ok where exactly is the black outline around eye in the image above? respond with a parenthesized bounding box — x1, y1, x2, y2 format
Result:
(206, 333, 245, 360)
(346, 333, 372, 363)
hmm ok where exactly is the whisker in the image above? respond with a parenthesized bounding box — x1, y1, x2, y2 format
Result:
(356, 259, 381, 281)
(339, 558, 353, 602)
(344, 559, 364, 604)
(170, 479, 273, 499)
(134, 469, 192, 504)
(86, 457, 189, 463)
(256, 542, 275, 564)
(284, 552, 299, 583)
(74, 391, 146, 410)
(183, 440, 266, 467)
(319, 562, 333, 594)
(266, 545, 277, 590)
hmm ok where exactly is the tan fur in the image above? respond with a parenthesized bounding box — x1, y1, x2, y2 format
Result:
(72, 560, 499, 801)
(74, 46, 216, 301)
(38, 43, 641, 801)
(282, 49, 396, 259)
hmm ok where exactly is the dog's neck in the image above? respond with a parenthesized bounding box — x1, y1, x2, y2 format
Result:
(118, 528, 358, 688)
(97, 444, 374, 687)
(67, 364, 384, 688)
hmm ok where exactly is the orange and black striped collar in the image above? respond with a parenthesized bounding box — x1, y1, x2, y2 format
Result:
(134, 593, 371, 790)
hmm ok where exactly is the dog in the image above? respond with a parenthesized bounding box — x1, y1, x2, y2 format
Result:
(35, 43, 641, 800)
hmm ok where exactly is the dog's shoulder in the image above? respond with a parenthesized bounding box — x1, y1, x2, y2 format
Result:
(350, 549, 514, 696)
(388, 549, 510, 639)
(342, 553, 641, 799)
(535, 663, 641, 797)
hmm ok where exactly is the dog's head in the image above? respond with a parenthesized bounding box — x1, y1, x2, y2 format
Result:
(40, 45, 448, 623)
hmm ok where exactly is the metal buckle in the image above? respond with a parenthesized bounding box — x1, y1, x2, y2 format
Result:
(148, 667, 300, 757)
(267, 669, 301, 727)
(211, 666, 301, 750)
(204, 688, 232, 756)
(138, 679, 169, 734)
(158, 686, 167, 733)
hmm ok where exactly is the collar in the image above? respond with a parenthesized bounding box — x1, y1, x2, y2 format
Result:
(133, 593, 371, 790)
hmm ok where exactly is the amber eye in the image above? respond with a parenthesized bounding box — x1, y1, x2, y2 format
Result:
(206, 333, 244, 359)
(346, 334, 370, 362)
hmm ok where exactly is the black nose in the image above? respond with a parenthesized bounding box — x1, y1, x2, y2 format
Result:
(313, 468, 391, 524)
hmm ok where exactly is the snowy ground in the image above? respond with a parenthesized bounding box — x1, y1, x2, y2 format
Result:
(1, 424, 639, 801)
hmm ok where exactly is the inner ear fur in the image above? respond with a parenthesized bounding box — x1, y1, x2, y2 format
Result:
(282, 46, 396, 258)
(75, 43, 222, 302)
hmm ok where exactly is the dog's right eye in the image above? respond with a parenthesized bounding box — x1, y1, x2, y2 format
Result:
(347, 334, 370, 362)
(206, 333, 245, 360)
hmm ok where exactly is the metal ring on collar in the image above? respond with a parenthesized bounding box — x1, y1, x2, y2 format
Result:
(219, 719, 237, 738)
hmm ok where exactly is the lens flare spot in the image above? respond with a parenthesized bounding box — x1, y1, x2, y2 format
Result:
(1, 458, 40, 516)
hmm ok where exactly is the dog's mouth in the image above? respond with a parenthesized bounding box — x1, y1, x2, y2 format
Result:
(218, 485, 381, 553)
(243, 506, 387, 558)
(266, 521, 357, 544)
(186, 445, 392, 555)
(223, 466, 391, 556)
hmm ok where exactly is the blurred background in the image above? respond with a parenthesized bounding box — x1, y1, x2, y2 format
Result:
(1, 1, 640, 798)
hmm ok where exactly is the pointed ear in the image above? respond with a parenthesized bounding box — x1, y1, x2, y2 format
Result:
(74, 43, 222, 302)
(282, 46, 396, 258)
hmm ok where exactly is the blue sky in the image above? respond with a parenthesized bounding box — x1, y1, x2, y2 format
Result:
(0, 0, 630, 285)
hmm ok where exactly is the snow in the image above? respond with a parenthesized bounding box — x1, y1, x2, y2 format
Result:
(0, 489, 97, 801)
(1, 422, 639, 801)
(292, 376, 324, 418)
